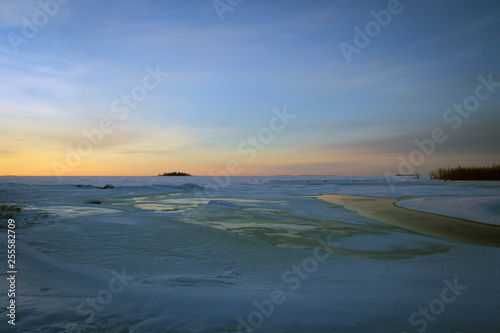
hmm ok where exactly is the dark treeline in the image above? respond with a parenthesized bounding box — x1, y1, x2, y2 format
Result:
(158, 171, 191, 176)
(430, 164, 500, 180)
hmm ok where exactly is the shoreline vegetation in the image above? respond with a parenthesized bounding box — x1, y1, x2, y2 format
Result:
(158, 171, 191, 176)
(0, 192, 23, 219)
(430, 164, 500, 181)
(0, 191, 49, 227)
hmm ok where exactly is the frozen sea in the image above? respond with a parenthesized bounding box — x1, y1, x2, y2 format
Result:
(0, 176, 499, 333)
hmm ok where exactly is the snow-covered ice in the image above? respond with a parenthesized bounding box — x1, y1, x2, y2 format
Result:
(396, 195, 500, 227)
(0, 176, 499, 332)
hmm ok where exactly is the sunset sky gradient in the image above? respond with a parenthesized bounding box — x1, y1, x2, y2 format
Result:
(1, 0, 499, 176)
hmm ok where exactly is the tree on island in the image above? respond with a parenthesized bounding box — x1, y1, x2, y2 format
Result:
(158, 171, 191, 176)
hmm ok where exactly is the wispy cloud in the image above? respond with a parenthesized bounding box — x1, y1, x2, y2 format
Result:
(0, 0, 40, 27)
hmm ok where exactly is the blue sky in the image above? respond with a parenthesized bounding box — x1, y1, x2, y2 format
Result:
(1, 0, 499, 176)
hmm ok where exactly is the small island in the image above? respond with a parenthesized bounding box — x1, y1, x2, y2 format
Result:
(158, 171, 191, 176)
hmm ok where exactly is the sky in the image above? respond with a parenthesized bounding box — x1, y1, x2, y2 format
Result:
(0, 0, 499, 176)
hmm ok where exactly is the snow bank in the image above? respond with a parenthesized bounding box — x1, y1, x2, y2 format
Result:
(396, 196, 500, 227)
